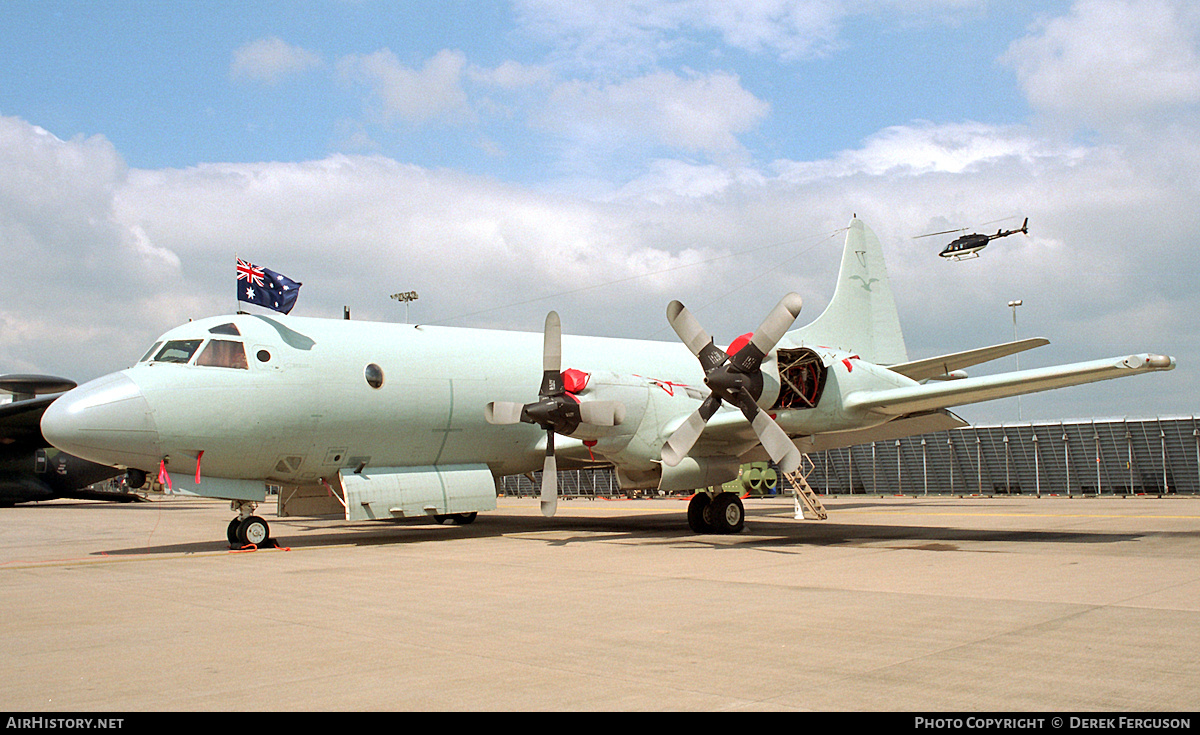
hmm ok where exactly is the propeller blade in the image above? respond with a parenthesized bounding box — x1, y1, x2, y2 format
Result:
(745, 292, 803, 359)
(666, 301, 727, 372)
(666, 301, 710, 355)
(540, 311, 563, 397)
(750, 410, 802, 475)
(543, 311, 561, 373)
(660, 394, 722, 467)
(485, 401, 525, 425)
(541, 432, 558, 517)
(578, 400, 625, 427)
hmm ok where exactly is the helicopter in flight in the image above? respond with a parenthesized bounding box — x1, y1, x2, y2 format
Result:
(920, 217, 1029, 260)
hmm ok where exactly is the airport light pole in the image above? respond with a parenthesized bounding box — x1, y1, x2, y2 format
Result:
(392, 291, 419, 323)
(1009, 299, 1023, 420)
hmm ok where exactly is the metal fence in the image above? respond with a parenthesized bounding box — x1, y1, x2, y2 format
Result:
(499, 468, 624, 498)
(803, 416, 1200, 496)
(501, 416, 1200, 497)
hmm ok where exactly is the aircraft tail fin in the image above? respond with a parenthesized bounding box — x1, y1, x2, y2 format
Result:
(790, 218, 908, 365)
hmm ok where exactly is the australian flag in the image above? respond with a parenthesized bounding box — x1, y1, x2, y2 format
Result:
(237, 259, 302, 314)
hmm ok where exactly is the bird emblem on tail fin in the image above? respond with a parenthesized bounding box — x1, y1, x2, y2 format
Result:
(849, 275, 879, 292)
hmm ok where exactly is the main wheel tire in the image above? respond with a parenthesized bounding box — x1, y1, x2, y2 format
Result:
(687, 493, 714, 533)
(226, 518, 242, 547)
(237, 515, 270, 547)
(450, 512, 477, 525)
(710, 493, 745, 534)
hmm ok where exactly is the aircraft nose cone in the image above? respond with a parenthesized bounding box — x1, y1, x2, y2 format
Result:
(41, 372, 161, 469)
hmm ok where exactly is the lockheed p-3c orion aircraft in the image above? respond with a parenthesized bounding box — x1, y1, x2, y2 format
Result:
(41, 218, 1174, 546)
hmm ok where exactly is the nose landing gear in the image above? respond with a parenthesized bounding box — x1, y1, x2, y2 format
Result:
(227, 501, 275, 549)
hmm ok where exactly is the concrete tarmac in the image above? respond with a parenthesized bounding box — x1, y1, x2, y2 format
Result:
(1, 493, 1198, 712)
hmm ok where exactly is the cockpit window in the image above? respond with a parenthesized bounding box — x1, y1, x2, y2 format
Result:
(153, 339, 203, 364)
(195, 339, 249, 369)
(139, 342, 163, 363)
(209, 323, 241, 336)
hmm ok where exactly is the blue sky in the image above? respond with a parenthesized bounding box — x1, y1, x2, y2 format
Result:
(5, 1, 1043, 173)
(2, 0, 1198, 424)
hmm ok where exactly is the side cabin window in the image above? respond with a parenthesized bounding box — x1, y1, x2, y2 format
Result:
(195, 339, 249, 369)
(153, 339, 203, 364)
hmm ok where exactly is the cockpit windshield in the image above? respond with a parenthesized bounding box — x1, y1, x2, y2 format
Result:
(152, 339, 203, 364)
(141, 336, 251, 369)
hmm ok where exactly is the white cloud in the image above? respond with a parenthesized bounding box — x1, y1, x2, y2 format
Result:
(337, 49, 472, 126)
(537, 70, 770, 158)
(0, 117, 194, 377)
(468, 59, 554, 90)
(1002, 0, 1200, 125)
(514, 0, 987, 71)
(230, 37, 322, 85)
(693, 0, 848, 59)
(772, 121, 1088, 181)
(613, 159, 768, 201)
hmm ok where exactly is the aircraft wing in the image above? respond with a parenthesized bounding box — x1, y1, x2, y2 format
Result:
(681, 405, 970, 462)
(888, 338, 1050, 382)
(845, 353, 1174, 417)
(802, 410, 969, 452)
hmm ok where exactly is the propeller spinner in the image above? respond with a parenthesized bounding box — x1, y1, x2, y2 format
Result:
(661, 293, 805, 475)
(485, 311, 624, 517)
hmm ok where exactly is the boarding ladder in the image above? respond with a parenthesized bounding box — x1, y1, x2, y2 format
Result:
(785, 454, 828, 521)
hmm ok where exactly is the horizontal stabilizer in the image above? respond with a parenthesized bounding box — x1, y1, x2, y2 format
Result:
(846, 354, 1174, 416)
(889, 338, 1050, 382)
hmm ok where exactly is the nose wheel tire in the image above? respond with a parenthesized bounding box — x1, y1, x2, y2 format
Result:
(228, 515, 271, 548)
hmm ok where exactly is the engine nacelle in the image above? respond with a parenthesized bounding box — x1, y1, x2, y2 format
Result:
(659, 455, 741, 493)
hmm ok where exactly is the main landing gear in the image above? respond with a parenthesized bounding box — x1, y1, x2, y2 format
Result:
(227, 501, 274, 548)
(687, 490, 745, 534)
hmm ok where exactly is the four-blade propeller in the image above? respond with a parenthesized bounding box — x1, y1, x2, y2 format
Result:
(485, 311, 624, 517)
(661, 293, 806, 475)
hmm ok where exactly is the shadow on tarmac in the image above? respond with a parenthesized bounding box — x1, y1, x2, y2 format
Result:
(89, 500, 1148, 558)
